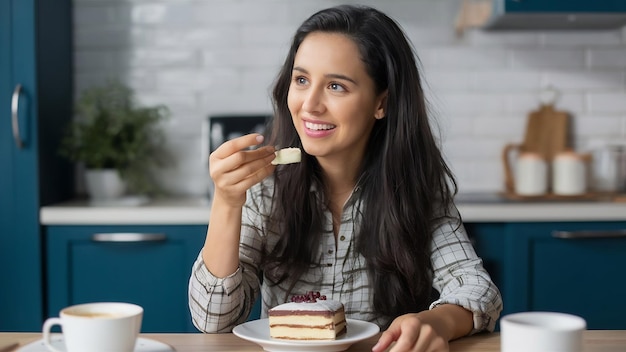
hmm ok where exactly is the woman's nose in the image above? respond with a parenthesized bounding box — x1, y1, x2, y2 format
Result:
(301, 88, 325, 114)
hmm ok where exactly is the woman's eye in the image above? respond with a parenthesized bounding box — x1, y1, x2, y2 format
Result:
(294, 76, 308, 85)
(329, 83, 346, 92)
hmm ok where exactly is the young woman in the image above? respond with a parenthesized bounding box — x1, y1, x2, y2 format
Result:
(189, 5, 502, 351)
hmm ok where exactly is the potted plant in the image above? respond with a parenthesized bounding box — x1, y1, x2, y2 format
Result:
(59, 81, 171, 200)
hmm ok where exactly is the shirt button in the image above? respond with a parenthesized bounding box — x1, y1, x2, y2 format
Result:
(327, 249, 333, 254)
(340, 236, 346, 241)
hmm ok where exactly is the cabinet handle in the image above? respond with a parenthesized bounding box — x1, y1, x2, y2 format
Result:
(91, 233, 167, 242)
(552, 230, 626, 239)
(11, 84, 24, 149)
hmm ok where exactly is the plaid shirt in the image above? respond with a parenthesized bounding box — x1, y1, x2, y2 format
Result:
(189, 178, 502, 333)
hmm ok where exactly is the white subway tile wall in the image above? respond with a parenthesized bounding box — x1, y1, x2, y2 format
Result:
(73, 0, 626, 196)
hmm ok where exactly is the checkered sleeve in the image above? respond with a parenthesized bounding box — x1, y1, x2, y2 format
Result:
(188, 256, 250, 333)
(428, 206, 503, 334)
(188, 183, 270, 333)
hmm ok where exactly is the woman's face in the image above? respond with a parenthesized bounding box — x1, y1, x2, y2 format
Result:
(287, 32, 386, 167)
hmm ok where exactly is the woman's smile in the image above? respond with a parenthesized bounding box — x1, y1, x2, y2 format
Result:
(303, 119, 336, 138)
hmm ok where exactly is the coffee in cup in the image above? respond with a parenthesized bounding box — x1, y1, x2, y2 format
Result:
(42, 302, 143, 352)
(501, 311, 586, 352)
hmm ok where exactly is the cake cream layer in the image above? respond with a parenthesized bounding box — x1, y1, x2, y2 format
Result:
(269, 314, 345, 326)
(269, 322, 347, 340)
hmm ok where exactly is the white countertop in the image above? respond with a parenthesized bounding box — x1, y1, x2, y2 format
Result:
(39, 194, 626, 225)
(40, 197, 212, 225)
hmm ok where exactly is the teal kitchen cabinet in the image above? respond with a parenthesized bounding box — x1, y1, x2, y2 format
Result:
(46, 225, 206, 333)
(0, 0, 73, 331)
(467, 221, 626, 329)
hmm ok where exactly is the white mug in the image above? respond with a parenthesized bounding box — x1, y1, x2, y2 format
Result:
(515, 152, 548, 196)
(501, 311, 586, 352)
(42, 302, 143, 352)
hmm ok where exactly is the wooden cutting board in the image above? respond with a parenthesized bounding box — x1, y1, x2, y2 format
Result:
(502, 104, 571, 193)
(521, 104, 571, 161)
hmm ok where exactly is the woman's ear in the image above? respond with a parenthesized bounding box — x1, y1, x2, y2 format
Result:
(374, 90, 388, 119)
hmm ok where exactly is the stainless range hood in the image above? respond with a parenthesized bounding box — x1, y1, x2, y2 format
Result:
(456, 0, 626, 32)
(486, 12, 626, 30)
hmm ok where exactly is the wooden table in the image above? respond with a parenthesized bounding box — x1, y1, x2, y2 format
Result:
(1, 331, 626, 351)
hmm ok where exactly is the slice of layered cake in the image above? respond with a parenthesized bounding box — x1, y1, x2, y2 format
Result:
(268, 291, 347, 340)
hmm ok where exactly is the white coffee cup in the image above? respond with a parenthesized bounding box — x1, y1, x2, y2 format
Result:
(501, 311, 586, 352)
(42, 302, 143, 352)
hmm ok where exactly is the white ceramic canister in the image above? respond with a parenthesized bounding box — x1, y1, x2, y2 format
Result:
(590, 144, 623, 192)
(514, 152, 548, 196)
(552, 151, 587, 196)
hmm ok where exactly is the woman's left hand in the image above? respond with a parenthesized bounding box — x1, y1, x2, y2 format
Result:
(372, 313, 449, 352)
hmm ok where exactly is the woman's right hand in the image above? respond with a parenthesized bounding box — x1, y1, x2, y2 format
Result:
(209, 134, 276, 208)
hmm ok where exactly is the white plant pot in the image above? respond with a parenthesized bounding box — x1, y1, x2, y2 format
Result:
(84, 169, 126, 200)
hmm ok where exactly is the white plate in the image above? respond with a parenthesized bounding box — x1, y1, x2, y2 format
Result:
(233, 318, 380, 352)
(17, 336, 174, 352)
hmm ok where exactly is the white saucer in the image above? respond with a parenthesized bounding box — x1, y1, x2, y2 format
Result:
(233, 318, 380, 352)
(18, 335, 175, 352)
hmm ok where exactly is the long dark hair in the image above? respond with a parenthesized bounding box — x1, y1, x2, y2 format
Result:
(263, 4, 457, 324)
